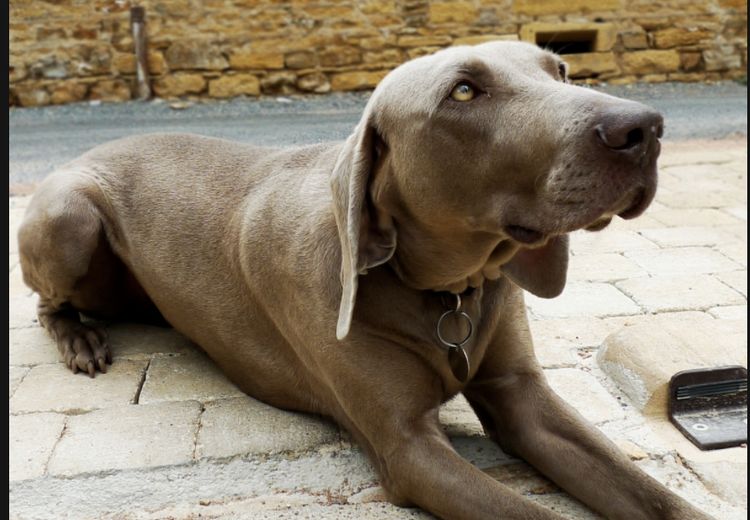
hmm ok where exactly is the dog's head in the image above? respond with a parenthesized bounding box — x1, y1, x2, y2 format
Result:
(332, 41, 663, 339)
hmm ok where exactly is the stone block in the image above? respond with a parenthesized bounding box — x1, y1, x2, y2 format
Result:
(428, 2, 478, 24)
(616, 274, 745, 313)
(331, 70, 388, 91)
(564, 52, 619, 78)
(653, 28, 712, 49)
(9, 326, 59, 366)
(15, 88, 50, 107)
(296, 72, 331, 93)
(453, 34, 518, 46)
(623, 246, 741, 276)
(620, 30, 648, 50)
(621, 50, 681, 74)
(680, 52, 703, 71)
(229, 50, 285, 70)
(716, 270, 747, 297)
(47, 401, 201, 476)
(439, 394, 484, 437)
(397, 35, 452, 48)
(525, 282, 640, 319)
(10, 360, 148, 414)
(649, 208, 741, 227)
(514, 0, 621, 15)
(113, 51, 167, 75)
(708, 305, 747, 320)
(598, 319, 746, 415)
(407, 46, 442, 59)
(9, 293, 40, 329)
(285, 51, 318, 69)
(362, 49, 403, 64)
(637, 226, 737, 248)
(90, 79, 131, 102)
(153, 73, 206, 97)
(196, 396, 339, 459)
(567, 253, 647, 283)
(9, 366, 28, 398)
(520, 22, 617, 51)
(138, 353, 244, 404)
(261, 71, 298, 94)
(107, 323, 199, 360)
(569, 229, 658, 255)
(529, 316, 614, 350)
(165, 40, 228, 70)
(544, 368, 626, 424)
(703, 48, 742, 71)
(208, 74, 261, 98)
(9, 262, 31, 297)
(718, 243, 747, 267)
(10, 412, 66, 481)
(657, 189, 743, 209)
(320, 47, 361, 68)
(49, 80, 88, 105)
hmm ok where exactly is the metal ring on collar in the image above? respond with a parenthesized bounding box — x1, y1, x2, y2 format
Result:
(436, 309, 473, 349)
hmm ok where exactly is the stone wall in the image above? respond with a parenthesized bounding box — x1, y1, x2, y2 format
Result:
(9, 0, 748, 107)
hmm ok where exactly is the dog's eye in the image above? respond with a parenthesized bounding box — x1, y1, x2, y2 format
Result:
(557, 63, 567, 82)
(450, 82, 475, 102)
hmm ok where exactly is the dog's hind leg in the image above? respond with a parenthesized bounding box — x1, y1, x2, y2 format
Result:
(18, 171, 161, 377)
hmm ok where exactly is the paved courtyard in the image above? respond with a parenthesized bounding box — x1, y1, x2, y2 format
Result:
(9, 136, 747, 519)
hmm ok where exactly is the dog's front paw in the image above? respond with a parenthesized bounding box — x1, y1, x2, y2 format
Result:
(56, 323, 111, 377)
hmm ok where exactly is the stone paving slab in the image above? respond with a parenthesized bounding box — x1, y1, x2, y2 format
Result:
(716, 270, 747, 297)
(139, 352, 245, 404)
(708, 305, 748, 320)
(568, 229, 659, 255)
(717, 242, 747, 266)
(10, 327, 61, 366)
(648, 207, 742, 227)
(10, 360, 148, 414)
(638, 225, 738, 247)
(196, 396, 341, 459)
(624, 246, 742, 276)
(9, 412, 66, 481)
(545, 368, 627, 425)
(47, 401, 202, 477)
(567, 253, 648, 282)
(9, 366, 29, 398)
(107, 323, 199, 360)
(526, 282, 641, 319)
(9, 293, 40, 329)
(616, 274, 746, 313)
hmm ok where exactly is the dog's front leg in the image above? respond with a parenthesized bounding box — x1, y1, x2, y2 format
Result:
(462, 290, 714, 520)
(326, 340, 566, 520)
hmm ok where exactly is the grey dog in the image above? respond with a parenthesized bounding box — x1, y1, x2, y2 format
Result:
(18, 41, 713, 519)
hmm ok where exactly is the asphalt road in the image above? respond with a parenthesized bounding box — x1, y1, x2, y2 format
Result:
(8, 81, 747, 186)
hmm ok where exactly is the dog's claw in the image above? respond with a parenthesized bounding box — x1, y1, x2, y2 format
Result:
(97, 358, 107, 373)
(87, 361, 96, 378)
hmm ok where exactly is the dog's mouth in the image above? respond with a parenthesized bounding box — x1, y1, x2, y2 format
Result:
(506, 185, 653, 242)
(504, 225, 546, 245)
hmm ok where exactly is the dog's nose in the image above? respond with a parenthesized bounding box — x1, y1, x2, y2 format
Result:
(594, 106, 663, 158)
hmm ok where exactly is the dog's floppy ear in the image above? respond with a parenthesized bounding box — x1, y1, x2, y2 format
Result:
(500, 234, 569, 298)
(331, 113, 397, 340)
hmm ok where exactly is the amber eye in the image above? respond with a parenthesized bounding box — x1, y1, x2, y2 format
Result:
(450, 82, 475, 102)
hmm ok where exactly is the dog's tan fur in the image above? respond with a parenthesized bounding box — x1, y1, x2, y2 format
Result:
(19, 42, 712, 519)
